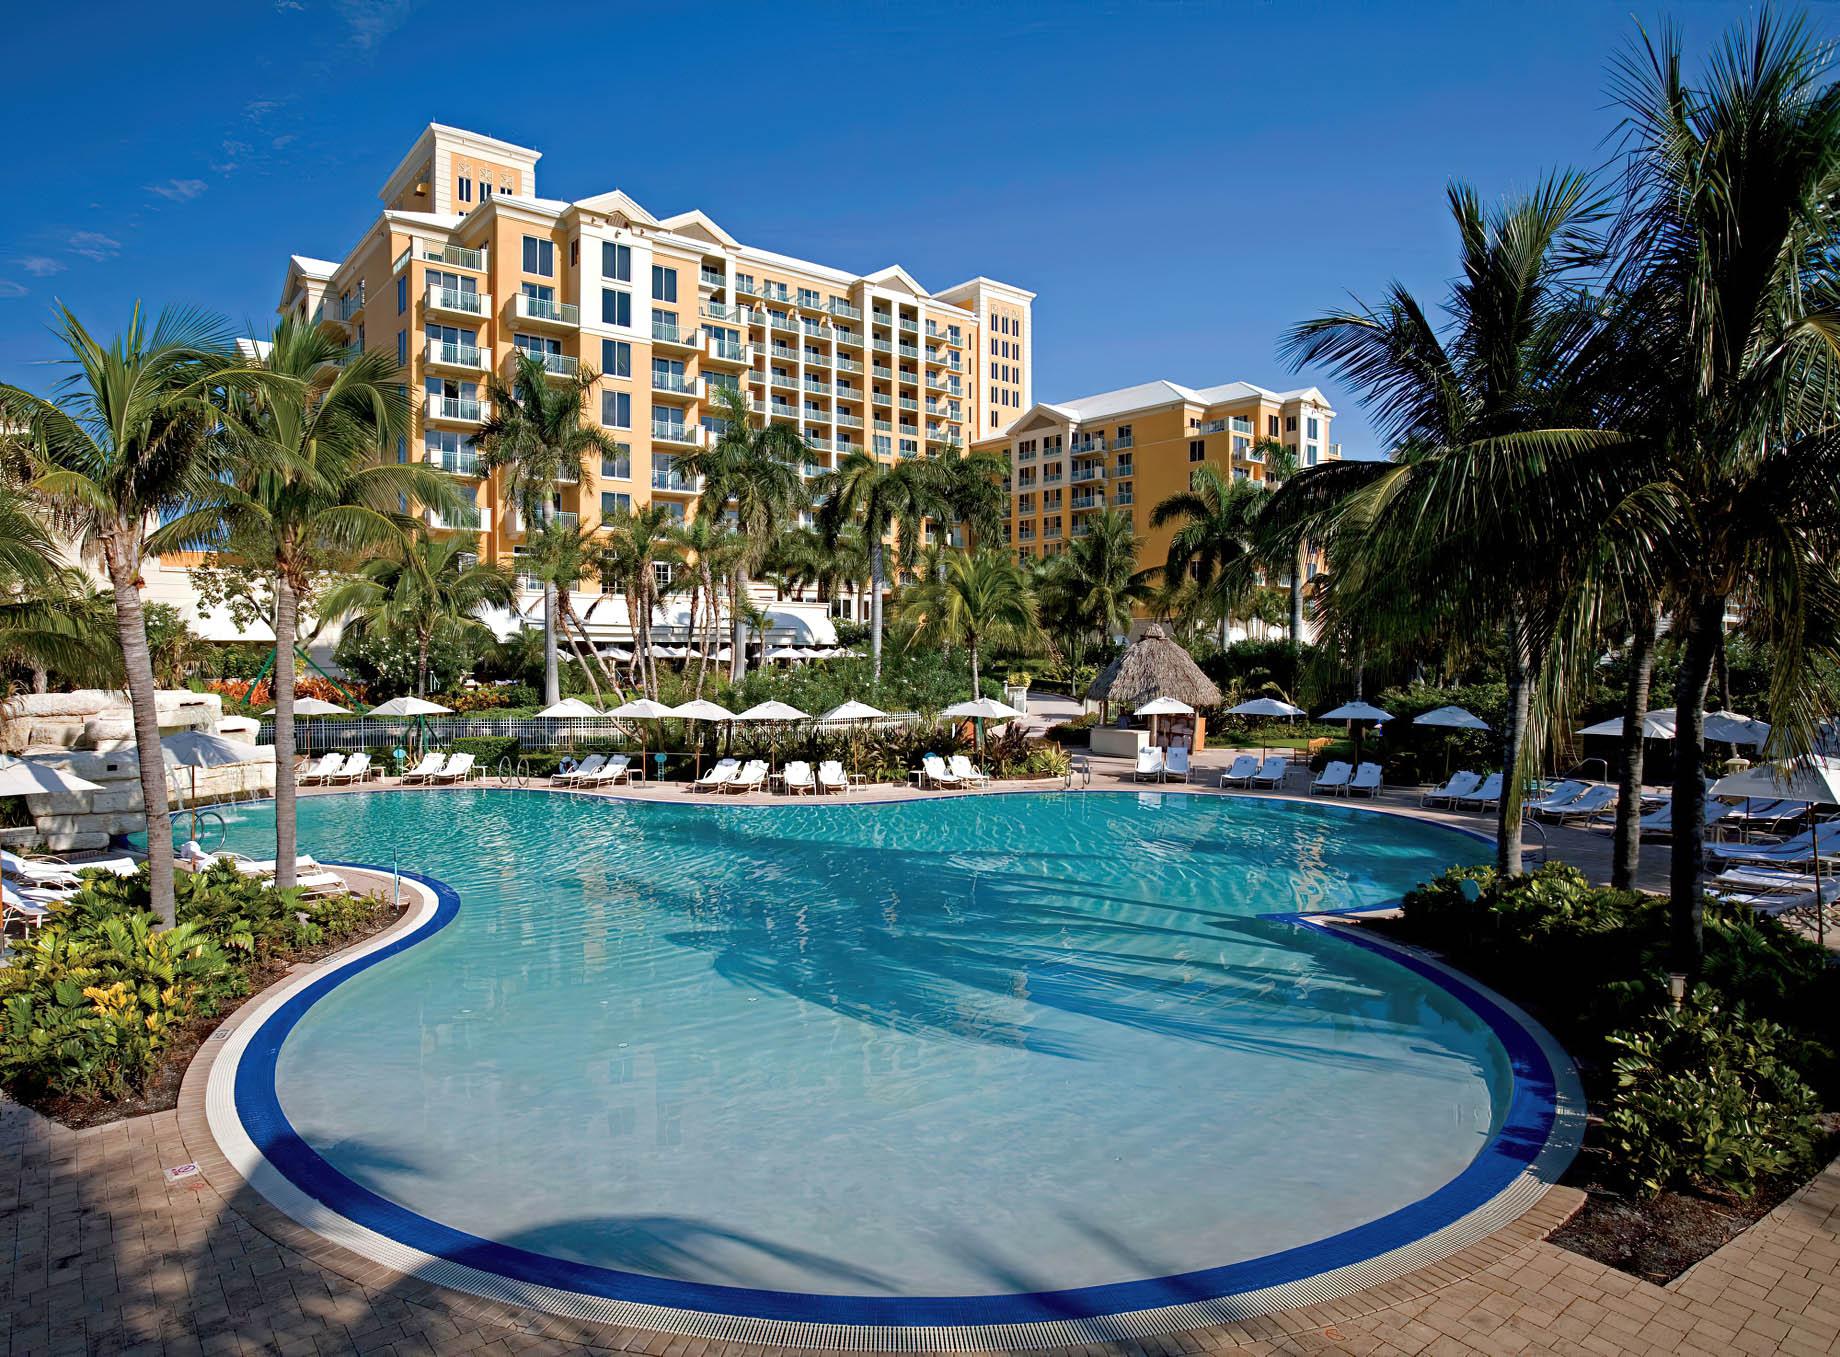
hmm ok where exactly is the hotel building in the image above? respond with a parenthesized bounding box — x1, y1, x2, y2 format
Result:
(274, 123, 1035, 631)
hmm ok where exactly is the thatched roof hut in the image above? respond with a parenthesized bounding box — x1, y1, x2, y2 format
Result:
(1087, 625, 1223, 716)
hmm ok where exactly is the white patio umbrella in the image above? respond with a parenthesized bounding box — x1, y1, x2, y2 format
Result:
(1414, 705, 1490, 777)
(162, 732, 275, 839)
(1225, 696, 1307, 761)
(367, 695, 453, 759)
(607, 697, 677, 778)
(1710, 755, 1840, 943)
(940, 697, 1024, 760)
(736, 700, 810, 773)
(672, 699, 737, 779)
(0, 757, 104, 797)
(1705, 710, 1771, 748)
(262, 696, 350, 760)
(821, 700, 889, 779)
(1134, 695, 1195, 750)
(1577, 710, 1679, 739)
(536, 697, 606, 752)
(1320, 701, 1393, 769)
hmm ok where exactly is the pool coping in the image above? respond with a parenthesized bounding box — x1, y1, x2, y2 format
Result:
(182, 790, 1584, 1353)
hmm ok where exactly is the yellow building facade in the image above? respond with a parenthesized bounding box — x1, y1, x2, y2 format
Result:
(277, 124, 1035, 584)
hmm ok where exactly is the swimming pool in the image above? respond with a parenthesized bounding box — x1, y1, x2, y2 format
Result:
(206, 789, 1579, 1347)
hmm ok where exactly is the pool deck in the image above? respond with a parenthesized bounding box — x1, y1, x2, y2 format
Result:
(7, 767, 1840, 1354)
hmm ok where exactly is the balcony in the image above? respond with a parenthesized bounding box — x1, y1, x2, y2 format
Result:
(423, 505, 489, 532)
(1071, 521, 1091, 539)
(706, 338, 749, 367)
(898, 318, 919, 334)
(872, 338, 894, 354)
(650, 422, 707, 449)
(1042, 523, 1063, 541)
(423, 243, 486, 272)
(514, 293, 579, 327)
(898, 396, 918, 411)
(1041, 470, 1063, 485)
(834, 356, 863, 374)
(835, 411, 864, 429)
(651, 464, 703, 492)
(872, 391, 891, 406)
(699, 270, 727, 290)
(338, 292, 365, 321)
(1198, 419, 1227, 435)
(767, 402, 797, 421)
(924, 321, 957, 343)
(426, 339, 490, 373)
(805, 435, 835, 452)
(897, 342, 920, 359)
(652, 321, 698, 349)
(522, 351, 579, 378)
(424, 448, 479, 476)
(701, 301, 739, 322)
(1072, 491, 1105, 511)
(425, 394, 486, 424)
(803, 377, 831, 393)
(926, 375, 957, 392)
(804, 353, 831, 370)
(873, 418, 893, 433)
(1114, 487, 1133, 505)
(1070, 437, 1106, 455)
(832, 329, 864, 348)
(828, 299, 862, 321)
(770, 313, 799, 333)
(736, 278, 757, 297)
(426, 284, 489, 317)
(1072, 464, 1106, 483)
(652, 371, 701, 397)
(1115, 435, 1135, 450)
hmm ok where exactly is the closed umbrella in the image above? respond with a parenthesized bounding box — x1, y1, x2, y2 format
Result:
(606, 697, 676, 779)
(1710, 756, 1840, 944)
(736, 700, 811, 774)
(671, 699, 736, 779)
(821, 700, 889, 780)
(940, 697, 1023, 760)
(1320, 701, 1393, 769)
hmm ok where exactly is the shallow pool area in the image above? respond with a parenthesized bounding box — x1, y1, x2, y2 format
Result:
(209, 789, 1575, 1340)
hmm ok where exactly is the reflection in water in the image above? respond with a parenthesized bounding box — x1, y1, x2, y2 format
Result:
(233, 791, 1506, 1298)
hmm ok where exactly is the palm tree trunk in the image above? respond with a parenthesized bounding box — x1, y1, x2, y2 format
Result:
(541, 582, 561, 707)
(31, 663, 47, 694)
(1669, 593, 1726, 971)
(1290, 541, 1306, 644)
(869, 541, 886, 681)
(415, 632, 430, 700)
(731, 568, 749, 682)
(1611, 599, 1662, 891)
(102, 532, 176, 927)
(1494, 609, 1530, 877)
(272, 575, 300, 892)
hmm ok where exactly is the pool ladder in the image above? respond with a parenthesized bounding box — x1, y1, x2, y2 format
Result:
(495, 756, 534, 792)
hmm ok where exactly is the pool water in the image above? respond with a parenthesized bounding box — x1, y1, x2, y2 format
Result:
(220, 790, 1506, 1301)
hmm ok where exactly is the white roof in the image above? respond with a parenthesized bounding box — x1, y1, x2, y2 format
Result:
(288, 255, 338, 278)
(1033, 380, 1333, 423)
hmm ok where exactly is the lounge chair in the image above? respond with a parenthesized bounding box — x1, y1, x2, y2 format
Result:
(1633, 798, 1743, 840)
(2, 851, 82, 890)
(1310, 761, 1352, 796)
(923, 754, 964, 789)
(1533, 784, 1616, 823)
(1421, 770, 1481, 807)
(949, 754, 991, 788)
(427, 752, 476, 785)
(817, 760, 850, 794)
(297, 752, 348, 785)
(216, 853, 349, 898)
(583, 755, 631, 786)
(722, 760, 768, 793)
(1715, 875, 1840, 916)
(326, 752, 372, 785)
(782, 761, 817, 795)
(1220, 754, 1260, 788)
(1132, 747, 1165, 782)
(1456, 772, 1503, 810)
(1741, 799, 1814, 833)
(1251, 756, 1288, 789)
(550, 754, 605, 785)
(1708, 821, 1840, 868)
(1347, 762, 1382, 797)
(1524, 780, 1589, 815)
(691, 758, 739, 792)
(400, 751, 447, 784)
(2, 883, 55, 936)
(1162, 746, 1192, 783)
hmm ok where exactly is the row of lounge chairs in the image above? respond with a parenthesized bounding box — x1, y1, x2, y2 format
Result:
(298, 752, 378, 785)
(1220, 754, 1289, 788)
(2, 851, 141, 937)
(177, 843, 352, 897)
(1309, 761, 1383, 797)
(687, 758, 872, 794)
(550, 754, 632, 787)
(920, 754, 990, 789)
(1132, 746, 1193, 782)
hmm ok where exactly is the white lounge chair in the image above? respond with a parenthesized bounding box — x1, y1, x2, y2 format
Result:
(1251, 756, 1288, 788)
(425, 752, 474, 784)
(583, 754, 630, 786)
(1456, 772, 1503, 809)
(1534, 784, 1616, 823)
(400, 752, 446, 784)
(1716, 875, 1840, 916)
(1162, 746, 1192, 783)
(2, 851, 81, 890)
(1524, 780, 1589, 815)
(1132, 747, 1165, 782)
(949, 754, 991, 788)
(1220, 754, 1260, 788)
(326, 753, 372, 785)
(2, 883, 55, 935)
(1709, 820, 1840, 868)
(923, 754, 964, 789)
(817, 760, 850, 794)
(1421, 771, 1482, 807)
(297, 752, 348, 785)
(1310, 761, 1352, 796)
(691, 758, 739, 792)
(1347, 762, 1382, 797)
(782, 760, 817, 795)
(550, 754, 605, 785)
(723, 760, 768, 793)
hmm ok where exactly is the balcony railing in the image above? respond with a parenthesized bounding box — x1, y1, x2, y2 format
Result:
(424, 505, 488, 531)
(770, 313, 799, 332)
(803, 353, 831, 369)
(1115, 435, 1134, 449)
(898, 396, 918, 411)
(522, 350, 579, 377)
(1072, 465, 1105, 483)
(652, 372, 699, 395)
(701, 301, 738, 321)
(426, 285, 488, 316)
(515, 294, 579, 326)
(1070, 437, 1106, 454)
(829, 299, 862, 320)
(803, 377, 831, 393)
(835, 411, 864, 429)
(872, 339, 893, 354)
(651, 465, 702, 491)
(832, 329, 863, 347)
(424, 243, 486, 272)
(898, 318, 919, 334)
(706, 337, 747, 363)
(700, 271, 726, 290)
(426, 339, 489, 371)
(805, 435, 834, 452)
(651, 422, 701, 448)
(554, 511, 580, 532)
(897, 342, 920, 358)
(424, 448, 479, 476)
(425, 394, 485, 423)
(835, 356, 863, 373)
(1072, 492, 1104, 511)
(652, 321, 695, 345)
(338, 293, 365, 321)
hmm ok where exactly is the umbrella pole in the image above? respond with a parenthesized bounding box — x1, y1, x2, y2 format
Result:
(1812, 803, 1825, 948)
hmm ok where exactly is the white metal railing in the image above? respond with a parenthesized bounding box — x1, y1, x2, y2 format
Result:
(426, 339, 488, 370)
(652, 372, 698, 395)
(516, 294, 578, 325)
(426, 394, 484, 422)
(425, 243, 487, 271)
(652, 321, 693, 344)
(425, 448, 480, 476)
(427, 285, 487, 315)
(829, 299, 862, 320)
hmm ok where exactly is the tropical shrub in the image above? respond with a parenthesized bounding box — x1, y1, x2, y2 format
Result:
(449, 735, 522, 770)
(1043, 713, 1099, 745)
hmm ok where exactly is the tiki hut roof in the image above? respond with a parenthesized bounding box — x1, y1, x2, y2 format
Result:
(1086, 625, 1223, 709)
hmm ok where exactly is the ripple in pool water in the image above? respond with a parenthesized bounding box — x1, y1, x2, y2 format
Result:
(222, 789, 1505, 1299)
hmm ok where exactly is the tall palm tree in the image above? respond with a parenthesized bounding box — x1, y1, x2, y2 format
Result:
(816, 451, 942, 679)
(599, 503, 676, 699)
(663, 514, 742, 697)
(926, 441, 1008, 557)
(896, 549, 1043, 695)
(153, 316, 439, 890)
(1150, 464, 1270, 648)
(474, 353, 619, 707)
(673, 386, 805, 680)
(523, 517, 627, 706)
(1600, 12, 1840, 963)
(318, 533, 515, 700)
(1050, 508, 1154, 655)
(0, 306, 258, 926)
(1280, 173, 1619, 876)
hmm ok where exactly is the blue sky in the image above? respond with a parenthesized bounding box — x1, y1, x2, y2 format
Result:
(0, 1, 1807, 457)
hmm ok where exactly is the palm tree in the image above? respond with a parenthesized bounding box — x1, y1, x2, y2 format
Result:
(673, 386, 805, 680)
(1150, 464, 1270, 648)
(474, 353, 620, 707)
(599, 503, 676, 699)
(663, 514, 742, 697)
(0, 306, 258, 926)
(897, 548, 1043, 695)
(816, 451, 942, 679)
(152, 316, 442, 890)
(1280, 173, 1619, 877)
(318, 533, 515, 699)
(1051, 508, 1154, 655)
(1602, 12, 1840, 963)
(522, 517, 627, 706)
(926, 441, 1008, 558)
(1249, 439, 1310, 644)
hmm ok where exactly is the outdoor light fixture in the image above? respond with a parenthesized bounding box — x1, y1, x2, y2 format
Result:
(1668, 972, 1687, 1010)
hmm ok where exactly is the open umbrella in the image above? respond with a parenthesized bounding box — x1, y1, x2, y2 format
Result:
(821, 700, 888, 780)
(162, 732, 275, 838)
(1134, 695, 1194, 751)
(736, 700, 811, 774)
(671, 699, 736, 780)
(1225, 696, 1306, 761)
(367, 696, 453, 760)
(1577, 710, 1679, 739)
(940, 697, 1024, 760)
(1711, 755, 1840, 944)
(1705, 710, 1771, 748)
(535, 697, 605, 752)
(0, 757, 104, 798)
(1320, 701, 1393, 769)
(606, 697, 676, 778)
(1414, 705, 1490, 778)
(262, 696, 350, 761)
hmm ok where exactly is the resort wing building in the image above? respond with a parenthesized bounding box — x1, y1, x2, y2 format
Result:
(274, 123, 1035, 637)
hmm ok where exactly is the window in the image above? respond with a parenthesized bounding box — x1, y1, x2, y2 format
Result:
(603, 242, 630, 282)
(396, 330, 407, 366)
(522, 236, 555, 277)
(480, 180, 493, 200)
(990, 361, 999, 379)
(736, 272, 754, 294)
(1307, 444, 1319, 466)
(990, 411, 998, 427)
(457, 176, 472, 203)
(600, 339, 630, 378)
(601, 491, 630, 518)
(1233, 435, 1249, 457)
(602, 289, 631, 327)
(797, 287, 820, 309)
(1285, 415, 1298, 432)
(1189, 439, 1205, 462)
(601, 390, 631, 428)
(653, 561, 674, 593)
(652, 265, 677, 302)
(1307, 417, 1320, 440)
(570, 239, 578, 268)
(396, 276, 407, 315)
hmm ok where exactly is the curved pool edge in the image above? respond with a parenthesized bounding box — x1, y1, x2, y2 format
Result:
(191, 816, 1584, 1353)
